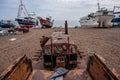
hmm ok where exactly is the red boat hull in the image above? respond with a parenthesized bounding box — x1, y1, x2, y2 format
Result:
(20, 25, 35, 28)
(40, 19, 53, 28)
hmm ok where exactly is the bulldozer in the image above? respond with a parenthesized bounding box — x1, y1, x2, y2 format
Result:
(0, 21, 119, 80)
(40, 21, 77, 69)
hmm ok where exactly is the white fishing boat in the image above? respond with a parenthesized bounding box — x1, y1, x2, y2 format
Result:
(79, 3, 114, 28)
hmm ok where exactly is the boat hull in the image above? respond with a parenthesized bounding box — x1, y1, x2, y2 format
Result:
(16, 18, 36, 28)
(39, 19, 53, 28)
(80, 20, 99, 28)
(0, 21, 15, 28)
(112, 11, 120, 27)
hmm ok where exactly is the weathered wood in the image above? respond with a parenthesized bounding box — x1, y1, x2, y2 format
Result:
(87, 54, 119, 80)
(0, 55, 32, 80)
(28, 70, 44, 80)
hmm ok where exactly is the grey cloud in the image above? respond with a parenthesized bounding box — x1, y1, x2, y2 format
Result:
(1, 0, 120, 20)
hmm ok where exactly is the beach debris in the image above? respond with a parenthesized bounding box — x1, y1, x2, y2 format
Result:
(49, 67, 68, 80)
(9, 38, 16, 41)
(0, 29, 9, 36)
(14, 31, 23, 35)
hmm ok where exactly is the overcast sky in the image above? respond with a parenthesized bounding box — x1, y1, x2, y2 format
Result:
(0, 0, 120, 21)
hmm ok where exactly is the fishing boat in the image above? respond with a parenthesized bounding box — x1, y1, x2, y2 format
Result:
(15, 0, 36, 28)
(112, 6, 120, 27)
(0, 20, 15, 28)
(37, 16, 54, 28)
(79, 3, 114, 28)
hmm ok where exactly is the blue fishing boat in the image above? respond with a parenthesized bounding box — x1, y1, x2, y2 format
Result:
(112, 6, 120, 27)
(0, 20, 15, 28)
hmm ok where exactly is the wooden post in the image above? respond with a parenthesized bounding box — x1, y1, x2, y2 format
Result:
(65, 20, 68, 34)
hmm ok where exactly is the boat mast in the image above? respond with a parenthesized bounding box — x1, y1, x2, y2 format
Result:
(113, 6, 120, 12)
(97, 2, 100, 10)
(17, 0, 29, 18)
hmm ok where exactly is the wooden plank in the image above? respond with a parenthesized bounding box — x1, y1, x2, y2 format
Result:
(0, 55, 33, 80)
(28, 70, 44, 80)
(87, 54, 119, 80)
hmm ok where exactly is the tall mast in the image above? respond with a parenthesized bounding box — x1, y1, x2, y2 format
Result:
(17, 0, 29, 18)
(97, 2, 100, 10)
(20, 0, 23, 5)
